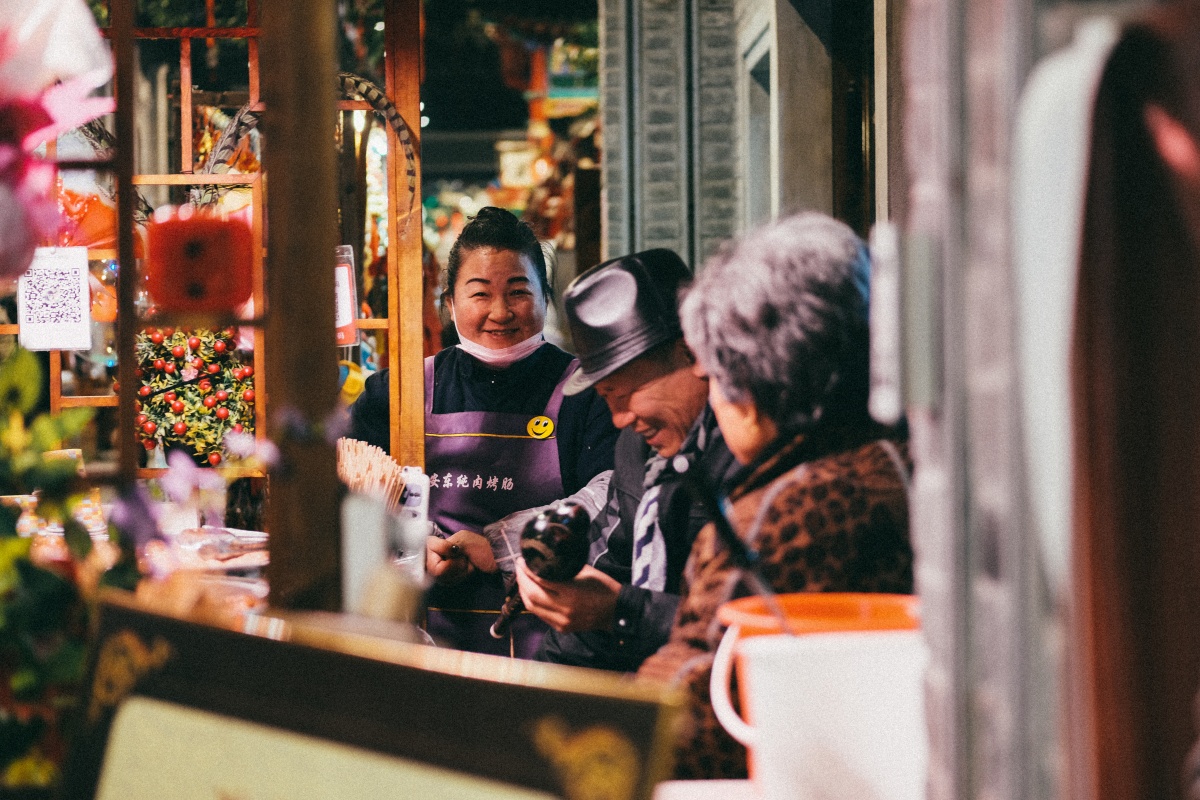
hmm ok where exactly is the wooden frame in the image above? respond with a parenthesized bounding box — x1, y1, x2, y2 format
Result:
(55, 0, 426, 467)
(45, 0, 427, 609)
(384, 0, 426, 470)
(53, 6, 269, 480)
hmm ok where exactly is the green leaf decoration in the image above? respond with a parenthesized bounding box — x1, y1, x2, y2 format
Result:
(0, 536, 32, 595)
(0, 502, 21, 538)
(31, 408, 95, 447)
(9, 667, 39, 698)
(11, 560, 77, 636)
(0, 714, 42, 765)
(62, 518, 93, 560)
(99, 559, 140, 593)
(0, 347, 43, 416)
(41, 637, 89, 686)
(24, 462, 79, 503)
(26, 416, 60, 454)
(96, 528, 141, 593)
(135, 327, 255, 463)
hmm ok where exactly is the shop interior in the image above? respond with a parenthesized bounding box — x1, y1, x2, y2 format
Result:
(2, 0, 1199, 799)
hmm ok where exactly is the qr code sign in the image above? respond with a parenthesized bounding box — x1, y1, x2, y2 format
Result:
(23, 268, 85, 325)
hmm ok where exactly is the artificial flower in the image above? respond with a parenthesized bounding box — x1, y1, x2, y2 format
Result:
(222, 431, 280, 470)
(0, 0, 114, 279)
(108, 482, 163, 551)
(0, 0, 111, 101)
(160, 448, 227, 523)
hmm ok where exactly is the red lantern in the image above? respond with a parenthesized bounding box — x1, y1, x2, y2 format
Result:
(146, 213, 253, 314)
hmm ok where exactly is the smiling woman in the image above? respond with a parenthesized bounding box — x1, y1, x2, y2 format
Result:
(348, 207, 618, 658)
(448, 247, 547, 355)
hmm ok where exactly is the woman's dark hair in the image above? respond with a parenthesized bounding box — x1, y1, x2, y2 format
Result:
(445, 207, 551, 301)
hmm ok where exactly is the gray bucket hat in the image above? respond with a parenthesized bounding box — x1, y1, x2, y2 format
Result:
(562, 248, 692, 395)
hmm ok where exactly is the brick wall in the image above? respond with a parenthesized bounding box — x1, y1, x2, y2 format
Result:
(600, 0, 631, 260)
(600, 0, 737, 269)
(695, 0, 738, 261)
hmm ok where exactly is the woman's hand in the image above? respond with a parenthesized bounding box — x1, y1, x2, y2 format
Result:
(515, 561, 621, 633)
(426, 530, 497, 584)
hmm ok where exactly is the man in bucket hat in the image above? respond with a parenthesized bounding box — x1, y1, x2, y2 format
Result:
(514, 249, 737, 671)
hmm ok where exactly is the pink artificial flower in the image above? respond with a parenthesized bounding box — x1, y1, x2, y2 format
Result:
(0, 0, 112, 101)
(0, 0, 115, 279)
(0, 181, 36, 278)
(35, 79, 113, 146)
(162, 447, 227, 521)
(0, 96, 52, 151)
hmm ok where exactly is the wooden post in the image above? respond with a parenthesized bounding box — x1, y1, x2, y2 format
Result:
(384, 0, 425, 469)
(261, 0, 341, 610)
(111, 0, 138, 483)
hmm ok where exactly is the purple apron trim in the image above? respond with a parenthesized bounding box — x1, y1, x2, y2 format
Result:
(423, 354, 577, 658)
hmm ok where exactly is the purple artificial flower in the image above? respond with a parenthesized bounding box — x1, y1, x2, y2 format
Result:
(109, 482, 163, 550)
(273, 405, 310, 442)
(322, 407, 352, 445)
(161, 448, 226, 521)
(223, 430, 280, 469)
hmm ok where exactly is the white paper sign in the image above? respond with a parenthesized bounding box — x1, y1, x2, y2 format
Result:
(18, 246, 91, 351)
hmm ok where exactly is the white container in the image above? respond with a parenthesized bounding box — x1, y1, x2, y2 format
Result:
(712, 629, 928, 800)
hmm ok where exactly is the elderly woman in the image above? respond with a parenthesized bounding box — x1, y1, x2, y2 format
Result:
(637, 211, 913, 779)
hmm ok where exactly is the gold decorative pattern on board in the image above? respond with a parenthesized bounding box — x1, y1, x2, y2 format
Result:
(88, 630, 173, 722)
(532, 716, 640, 800)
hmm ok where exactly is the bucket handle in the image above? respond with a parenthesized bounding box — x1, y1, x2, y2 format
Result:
(710, 623, 756, 746)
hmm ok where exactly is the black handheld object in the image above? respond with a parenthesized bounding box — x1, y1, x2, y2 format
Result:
(490, 503, 592, 639)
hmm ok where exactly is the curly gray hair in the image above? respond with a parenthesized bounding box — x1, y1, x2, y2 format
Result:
(680, 212, 870, 430)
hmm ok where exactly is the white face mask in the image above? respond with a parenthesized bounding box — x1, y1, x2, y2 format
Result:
(455, 324, 544, 369)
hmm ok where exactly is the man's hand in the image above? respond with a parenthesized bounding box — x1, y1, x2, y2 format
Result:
(515, 561, 621, 633)
(426, 530, 497, 584)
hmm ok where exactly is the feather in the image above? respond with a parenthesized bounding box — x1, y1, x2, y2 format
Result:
(75, 118, 155, 224)
(187, 72, 418, 225)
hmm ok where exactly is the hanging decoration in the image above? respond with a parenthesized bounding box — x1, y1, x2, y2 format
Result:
(133, 327, 256, 465)
(56, 187, 147, 255)
(145, 211, 254, 314)
(186, 72, 419, 226)
(72, 119, 157, 226)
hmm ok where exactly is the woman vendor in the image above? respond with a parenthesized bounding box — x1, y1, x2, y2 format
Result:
(349, 207, 618, 658)
(638, 211, 914, 778)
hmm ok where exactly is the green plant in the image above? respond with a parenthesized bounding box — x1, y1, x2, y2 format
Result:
(134, 327, 256, 465)
(0, 348, 138, 790)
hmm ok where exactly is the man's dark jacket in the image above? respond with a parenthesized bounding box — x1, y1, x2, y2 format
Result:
(536, 407, 737, 672)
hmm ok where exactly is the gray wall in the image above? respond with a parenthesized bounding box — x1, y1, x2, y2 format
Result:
(775, 0, 833, 216)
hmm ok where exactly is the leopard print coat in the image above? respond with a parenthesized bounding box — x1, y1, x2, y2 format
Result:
(637, 432, 914, 779)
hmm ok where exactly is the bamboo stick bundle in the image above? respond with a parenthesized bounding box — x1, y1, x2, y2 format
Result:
(336, 438, 407, 514)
